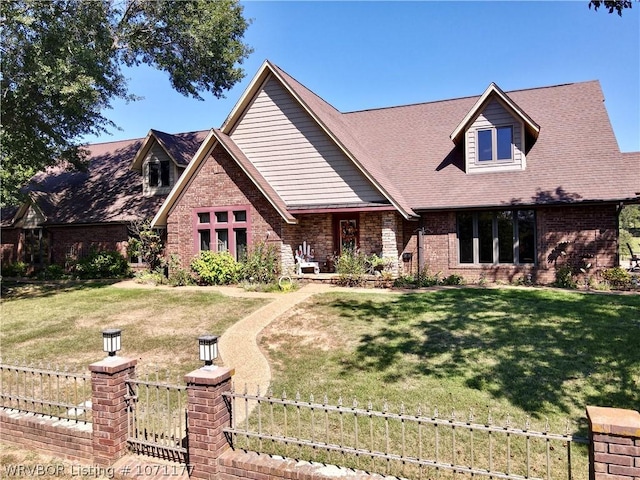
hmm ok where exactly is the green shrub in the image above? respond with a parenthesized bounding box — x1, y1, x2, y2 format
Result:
(134, 268, 167, 285)
(191, 251, 240, 285)
(442, 273, 464, 286)
(335, 249, 368, 287)
(601, 267, 632, 288)
(554, 265, 576, 288)
(35, 264, 67, 280)
(74, 250, 130, 279)
(241, 241, 279, 284)
(1, 261, 28, 277)
(167, 255, 195, 286)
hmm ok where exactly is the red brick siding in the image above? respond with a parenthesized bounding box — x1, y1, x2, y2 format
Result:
(0, 410, 92, 463)
(399, 204, 619, 284)
(48, 225, 130, 265)
(1, 227, 20, 265)
(166, 144, 284, 269)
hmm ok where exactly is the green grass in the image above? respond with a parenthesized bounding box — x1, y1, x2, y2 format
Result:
(254, 288, 639, 478)
(1, 281, 269, 376)
(261, 288, 640, 430)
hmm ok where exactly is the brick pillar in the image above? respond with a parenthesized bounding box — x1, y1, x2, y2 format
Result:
(89, 357, 137, 466)
(381, 212, 399, 275)
(586, 406, 640, 480)
(184, 366, 234, 480)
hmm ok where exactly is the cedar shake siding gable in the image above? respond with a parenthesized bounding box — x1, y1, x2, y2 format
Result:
(229, 75, 387, 207)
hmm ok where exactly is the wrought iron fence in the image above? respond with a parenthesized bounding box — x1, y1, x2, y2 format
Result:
(224, 386, 590, 480)
(0, 361, 92, 423)
(125, 372, 188, 464)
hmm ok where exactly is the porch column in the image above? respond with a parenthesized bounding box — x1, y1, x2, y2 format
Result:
(381, 212, 400, 275)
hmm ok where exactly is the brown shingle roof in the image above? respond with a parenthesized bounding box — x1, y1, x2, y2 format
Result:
(20, 138, 163, 225)
(151, 129, 209, 167)
(342, 80, 638, 209)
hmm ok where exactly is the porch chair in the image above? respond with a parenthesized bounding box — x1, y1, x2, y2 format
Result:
(627, 243, 640, 271)
(295, 241, 320, 275)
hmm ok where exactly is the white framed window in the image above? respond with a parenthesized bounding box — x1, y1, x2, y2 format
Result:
(477, 126, 513, 163)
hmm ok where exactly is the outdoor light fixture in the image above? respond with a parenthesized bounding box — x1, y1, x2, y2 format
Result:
(102, 329, 122, 357)
(198, 335, 218, 367)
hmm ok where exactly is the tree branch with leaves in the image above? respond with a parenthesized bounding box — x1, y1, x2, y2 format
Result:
(0, 0, 252, 205)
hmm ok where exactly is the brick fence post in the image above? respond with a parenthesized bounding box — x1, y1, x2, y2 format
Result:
(89, 357, 137, 467)
(586, 406, 640, 480)
(184, 366, 234, 480)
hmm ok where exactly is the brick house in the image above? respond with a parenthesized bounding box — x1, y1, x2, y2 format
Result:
(2, 60, 638, 283)
(1, 130, 208, 269)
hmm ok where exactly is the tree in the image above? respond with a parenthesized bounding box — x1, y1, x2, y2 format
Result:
(588, 0, 635, 15)
(0, 0, 252, 205)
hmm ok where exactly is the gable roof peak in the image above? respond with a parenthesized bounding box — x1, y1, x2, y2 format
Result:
(450, 81, 541, 143)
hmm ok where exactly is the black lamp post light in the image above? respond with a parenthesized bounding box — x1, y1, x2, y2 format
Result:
(102, 328, 122, 357)
(198, 334, 218, 368)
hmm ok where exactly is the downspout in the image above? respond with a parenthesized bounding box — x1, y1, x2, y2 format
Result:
(616, 202, 624, 268)
(416, 222, 426, 277)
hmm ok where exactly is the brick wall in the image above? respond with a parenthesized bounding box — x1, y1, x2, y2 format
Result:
(0, 410, 92, 463)
(2, 359, 638, 479)
(48, 224, 130, 265)
(166, 144, 284, 270)
(1, 227, 20, 265)
(399, 204, 619, 284)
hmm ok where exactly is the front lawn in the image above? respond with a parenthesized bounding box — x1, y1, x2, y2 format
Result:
(1, 281, 269, 376)
(260, 288, 640, 432)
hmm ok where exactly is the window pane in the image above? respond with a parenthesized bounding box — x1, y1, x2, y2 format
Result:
(199, 230, 210, 251)
(160, 161, 170, 186)
(497, 211, 514, 263)
(215, 211, 228, 223)
(233, 210, 247, 222)
(457, 213, 474, 263)
(216, 229, 228, 251)
(149, 163, 160, 187)
(235, 228, 247, 261)
(497, 126, 513, 160)
(478, 212, 494, 264)
(478, 130, 493, 161)
(518, 210, 536, 263)
(198, 212, 210, 224)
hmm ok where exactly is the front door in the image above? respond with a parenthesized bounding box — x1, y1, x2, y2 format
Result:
(333, 214, 359, 254)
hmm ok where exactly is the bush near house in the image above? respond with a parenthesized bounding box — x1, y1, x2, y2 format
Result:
(190, 251, 241, 285)
(73, 250, 130, 279)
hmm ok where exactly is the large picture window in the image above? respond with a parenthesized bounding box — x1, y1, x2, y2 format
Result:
(457, 210, 535, 265)
(194, 206, 250, 261)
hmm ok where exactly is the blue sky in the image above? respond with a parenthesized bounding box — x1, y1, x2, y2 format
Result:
(87, 1, 640, 152)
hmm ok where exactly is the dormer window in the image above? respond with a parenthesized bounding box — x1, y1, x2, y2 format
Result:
(450, 83, 540, 175)
(149, 160, 171, 188)
(477, 126, 513, 163)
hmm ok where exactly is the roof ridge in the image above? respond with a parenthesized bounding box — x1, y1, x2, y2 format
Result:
(343, 80, 600, 115)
